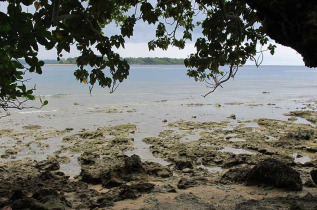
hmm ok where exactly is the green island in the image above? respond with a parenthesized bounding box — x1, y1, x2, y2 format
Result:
(59, 57, 185, 65)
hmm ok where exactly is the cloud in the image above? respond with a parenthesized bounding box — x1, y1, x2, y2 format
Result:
(246, 43, 304, 66)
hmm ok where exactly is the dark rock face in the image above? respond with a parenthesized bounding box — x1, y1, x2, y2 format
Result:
(36, 158, 60, 171)
(304, 179, 316, 188)
(245, 0, 317, 67)
(3, 189, 71, 210)
(236, 193, 317, 210)
(221, 159, 303, 191)
(103, 177, 124, 188)
(80, 167, 103, 184)
(80, 155, 147, 185)
(177, 178, 197, 189)
(245, 159, 302, 191)
(78, 152, 100, 165)
(220, 166, 250, 184)
(127, 182, 155, 193)
(103, 182, 155, 202)
(310, 169, 317, 184)
(175, 160, 193, 170)
(143, 162, 172, 178)
(124, 154, 145, 173)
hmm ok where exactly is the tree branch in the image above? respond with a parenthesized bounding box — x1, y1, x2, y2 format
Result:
(52, 0, 60, 26)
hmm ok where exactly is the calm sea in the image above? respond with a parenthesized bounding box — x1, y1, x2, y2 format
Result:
(1, 64, 316, 172)
(14, 63, 316, 129)
(27, 64, 316, 99)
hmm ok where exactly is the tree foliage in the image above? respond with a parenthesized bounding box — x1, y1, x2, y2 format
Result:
(1, 0, 304, 114)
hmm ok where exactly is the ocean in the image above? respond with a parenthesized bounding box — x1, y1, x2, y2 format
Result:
(1, 64, 316, 174)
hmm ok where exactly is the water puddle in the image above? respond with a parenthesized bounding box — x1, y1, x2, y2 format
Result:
(265, 135, 277, 141)
(219, 147, 255, 155)
(293, 153, 311, 164)
(124, 124, 170, 166)
(180, 133, 199, 142)
(229, 138, 246, 142)
(125, 149, 170, 166)
(197, 164, 223, 173)
(59, 154, 81, 178)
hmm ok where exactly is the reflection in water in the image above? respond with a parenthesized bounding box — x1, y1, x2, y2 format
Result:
(219, 147, 255, 155)
(197, 164, 223, 173)
(293, 153, 311, 164)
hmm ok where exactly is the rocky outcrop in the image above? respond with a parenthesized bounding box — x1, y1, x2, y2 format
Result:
(236, 193, 317, 210)
(2, 189, 71, 210)
(311, 168, 317, 184)
(221, 159, 303, 191)
(175, 160, 193, 170)
(245, 0, 317, 67)
(36, 157, 60, 171)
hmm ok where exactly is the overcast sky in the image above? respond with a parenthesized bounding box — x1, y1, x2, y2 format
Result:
(0, 2, 305, 65)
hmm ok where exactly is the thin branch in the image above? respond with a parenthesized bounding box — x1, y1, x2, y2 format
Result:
(57, 14, 80, 21)
(203, 63, 238, 97)
(52, 0, 60, 26)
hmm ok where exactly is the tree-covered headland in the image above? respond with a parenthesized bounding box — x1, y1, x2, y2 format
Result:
(59, 57, 184, 65)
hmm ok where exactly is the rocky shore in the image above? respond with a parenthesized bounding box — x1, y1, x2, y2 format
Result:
(0, 110, 316, 209)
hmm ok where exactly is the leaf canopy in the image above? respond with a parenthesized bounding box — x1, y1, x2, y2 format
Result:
(0, 0, 275, 113)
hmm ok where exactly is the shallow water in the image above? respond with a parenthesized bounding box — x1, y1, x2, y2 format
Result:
(0, 65, 316, 175)
(197, 164, 223, 173)
(219, 147, 256, 155)
(293, 153, 312, 164)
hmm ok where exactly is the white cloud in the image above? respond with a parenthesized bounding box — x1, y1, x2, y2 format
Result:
(250, 44, 304, 66)
(37, 41, 305, 66)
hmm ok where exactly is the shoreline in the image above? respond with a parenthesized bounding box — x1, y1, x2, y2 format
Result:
(0, 104, 316, 209)
(44, 63, 307, 66)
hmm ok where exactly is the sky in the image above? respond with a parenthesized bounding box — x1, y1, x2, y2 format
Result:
(0, 2, 305, 65)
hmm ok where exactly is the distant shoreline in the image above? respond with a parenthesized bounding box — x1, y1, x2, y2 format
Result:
(44, 63, 186, 66)
(58, 57, 185, 65)
(43, 63, 305, 67)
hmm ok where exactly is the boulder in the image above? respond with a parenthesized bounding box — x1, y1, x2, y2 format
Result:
(124, 155, 145, 173)
(78, 152, 100, 165)
(310, 169, 317, 184)
(221, 159, 303, 191)
(80, 167, 103, 184)
(245, 159, 302, 191)
(304, 179, 316, 188)
(128, 182, 155, 193)
(175, 160, 193, 170)
(108, 182, 155, 201)
(36, 158, 60, 171)
(102, 177, 124, 188)
(143, 162, 172, 178)
(6, 189, 70, 210)
(177, 178, 197, 189)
